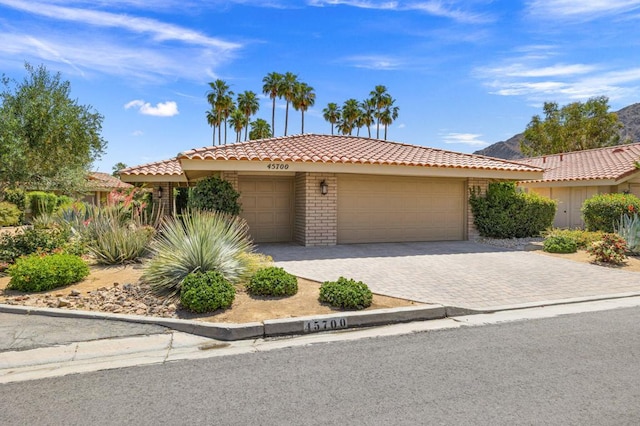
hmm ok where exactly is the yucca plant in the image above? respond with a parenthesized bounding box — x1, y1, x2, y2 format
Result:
(143, 210, 254, 298)
(616, 213, 640, 254)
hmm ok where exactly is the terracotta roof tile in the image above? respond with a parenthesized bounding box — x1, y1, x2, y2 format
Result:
(516, 142, 640, 182)
(177, 134, 540, 172)
(86, 172, 133, 189)
(119, 158, 184, 176)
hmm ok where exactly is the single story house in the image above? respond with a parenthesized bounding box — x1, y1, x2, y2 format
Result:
(517, 142, 640, 228)
(82, 172, 134, 206)
(119, 134, 542, 246)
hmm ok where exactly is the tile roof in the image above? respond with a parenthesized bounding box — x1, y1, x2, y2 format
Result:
(119, 158, 184, 176)
(516, 142, 640, 183)
(177, 134, 540, 172)
(86, 172, 133, 189)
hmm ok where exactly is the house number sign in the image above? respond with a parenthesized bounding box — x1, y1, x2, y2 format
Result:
(303, 317, 348, 333)
(266, 163, 289, 170)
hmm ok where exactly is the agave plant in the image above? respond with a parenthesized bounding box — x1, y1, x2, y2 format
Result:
(143, 210, 254, 298)
(616, 213, 640, 254)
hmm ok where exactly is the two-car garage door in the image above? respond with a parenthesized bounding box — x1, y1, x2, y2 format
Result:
(337, 175, 465, 244)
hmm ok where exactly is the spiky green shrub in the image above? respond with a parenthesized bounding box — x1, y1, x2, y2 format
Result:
(543, 234, 577, 253)
(0, 202, 21, 227)
(469, 182, 556, 238)
(187, 176, 241, 215)
(239, 252, 273, 277)
(7, 253, 89, 292)
(582, 193, 640, 233)
(319, 277, 373, 310)
(247, 266, 298, 297)
(587, 233, 627, 264)
(143, 210, 254, 298)
(616, 213, 640, 254)
(180, 271, 235, 313)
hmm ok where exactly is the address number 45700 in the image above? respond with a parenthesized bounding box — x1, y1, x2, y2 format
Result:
(303, 318, 348, 333)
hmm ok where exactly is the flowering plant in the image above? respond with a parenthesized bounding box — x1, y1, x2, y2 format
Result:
(587, 233, 627, 264)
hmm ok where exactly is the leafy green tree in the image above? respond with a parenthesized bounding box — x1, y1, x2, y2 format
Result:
(322, 103, 341, 135)
(262, 72, 283, 137)
(359, 99, 375, 138)
(249, 119, 272, 140)
(380, 100, 399, 140)
(337, 99, 361, 135)
(280, 72, 299, 136)
(521, 96, 623, 156)
(206, 79, 233, 145)
(112, 162, 128, 177)
(0, 63, 106, 193)
(236, 90, 260, 141)
(292, 82, 315, 134)
(369, 85, 391, 139)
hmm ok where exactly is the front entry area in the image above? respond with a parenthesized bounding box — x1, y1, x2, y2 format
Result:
(337, 174, 466, 244)
(238, 176, 294, 243)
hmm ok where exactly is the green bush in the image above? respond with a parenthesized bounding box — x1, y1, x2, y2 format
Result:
(143, 210, 253, 298)
(2, 188, 26, 223)
(543, 234, 577, 253)
(187, 176, 241, 215)
(27, 191, 59, 217)
(180, 271, 235, 313)
(543, 228, 604, 250)
(0, 202, 21, 227)
(582, 193, 640, 233)
(0, 226, 70, 263)
(247, 266, 298, 297)
(469, 182, 556, 238)
(7, 253, 89, 292)
(616, 213, 640, 254)
(319, 277, 373, 310)
(587, 233, 627, 264)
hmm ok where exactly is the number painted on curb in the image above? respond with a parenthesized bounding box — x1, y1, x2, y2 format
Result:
(303, 318, 348, 333)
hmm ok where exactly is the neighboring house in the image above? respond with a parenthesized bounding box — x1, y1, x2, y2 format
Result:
(517, 143, 640, 228)
(83, 172, 133, 206)
(119, 134, 542, 246)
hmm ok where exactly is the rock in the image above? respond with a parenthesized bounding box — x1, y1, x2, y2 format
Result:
(57, 299, 71, 308)
(69, 290, 81, 297)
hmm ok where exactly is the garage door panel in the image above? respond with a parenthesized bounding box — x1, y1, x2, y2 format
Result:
(338, 175, 464, 244)
(239, 177, 293, 243)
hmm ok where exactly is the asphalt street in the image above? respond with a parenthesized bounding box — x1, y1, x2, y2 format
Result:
(1, 306, 639, 425)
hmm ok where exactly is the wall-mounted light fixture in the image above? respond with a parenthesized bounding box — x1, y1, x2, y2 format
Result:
(157, 186, 163, 199)
(320, 180, 328, 195)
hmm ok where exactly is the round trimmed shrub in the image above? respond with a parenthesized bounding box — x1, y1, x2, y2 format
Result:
(319, 277, 373, 310)
(7, 253, 89, 292)
(543, 234, 577, 253)
(0, 201, 21, 227)
(180, 271, 236, 313)
(246, 266, 297, 297)
(582, 193, 640, 233)
(187, 176, 241, 215)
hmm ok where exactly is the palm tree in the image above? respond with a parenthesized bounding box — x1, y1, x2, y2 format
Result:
(322, 103, 341, 135)
(237, 91, 260, 141)
(262, 72, 283, 137)
(249, 118, 272, 140)
(228, 109, 248, 143)
(380, 101, 399, 140)
(360, 99, 375, 138)
(292, 82, 315, 134)
(339, 99, 360, 135)
(369, 85, 390, 139)
(218, 95, 235, 144)
(205, 109, 221, 145)
(280, 72, 299, 136)
(206, 79, 232, 145)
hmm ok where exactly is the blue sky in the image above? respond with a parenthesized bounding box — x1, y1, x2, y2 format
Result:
(1, 0, 640, 173)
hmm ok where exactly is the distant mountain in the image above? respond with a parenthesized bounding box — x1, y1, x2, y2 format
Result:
(474, 103, 640, 160)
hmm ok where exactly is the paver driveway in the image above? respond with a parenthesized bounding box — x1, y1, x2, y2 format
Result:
(259, 241, 640, 309)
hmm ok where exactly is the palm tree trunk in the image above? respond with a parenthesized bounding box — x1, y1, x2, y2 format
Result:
(284, 102, 290, 136)
(330, 124, 334, 135)
(218, 125, 222, 146)
(224, 119, 228, 144)
(301, 111, 305, 134)
(271, 99, 276, 137)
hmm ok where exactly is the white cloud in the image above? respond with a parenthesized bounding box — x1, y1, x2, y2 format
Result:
(125, 100, 179, 117)
(527, 0, 640, 20)
(342, 55, 405, 70)
(441, 132, 488, 147)
(132, 130, 144, 136)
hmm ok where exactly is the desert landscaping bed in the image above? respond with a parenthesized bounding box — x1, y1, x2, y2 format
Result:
(0, 264, 418, 323)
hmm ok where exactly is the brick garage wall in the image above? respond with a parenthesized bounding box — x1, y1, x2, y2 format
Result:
(466, 178, 491, 240)
(293, 172, 337, 246)
(220, 171, 239, 191)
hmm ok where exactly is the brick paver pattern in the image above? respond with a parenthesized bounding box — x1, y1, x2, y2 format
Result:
(260, 242, 640, 309)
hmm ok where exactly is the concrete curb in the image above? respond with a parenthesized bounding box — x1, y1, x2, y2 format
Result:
(0, 303, 447, 341)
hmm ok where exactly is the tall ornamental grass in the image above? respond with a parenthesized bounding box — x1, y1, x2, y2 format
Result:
(143, 210, 254, 298)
